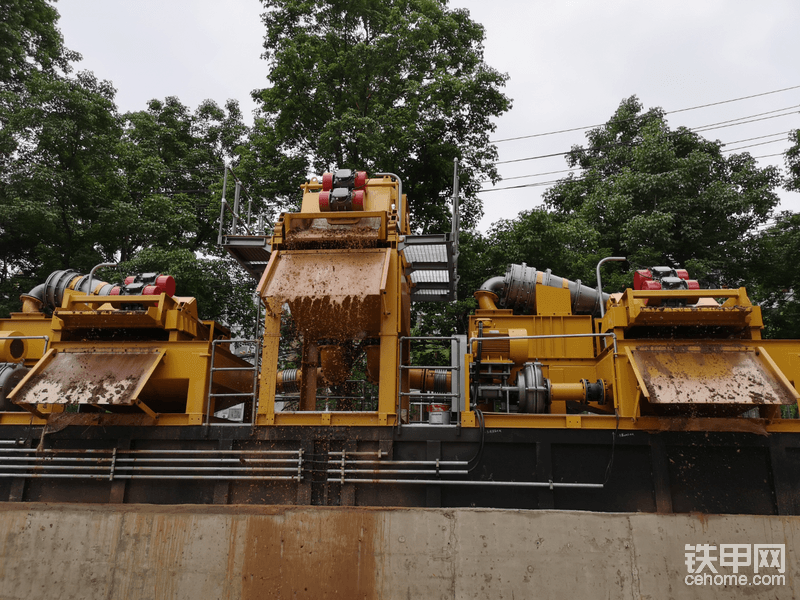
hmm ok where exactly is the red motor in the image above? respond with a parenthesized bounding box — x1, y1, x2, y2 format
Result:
(318, 169, 368, 212)
(634, 267, 699, 291)
(118, 273, 176, 296)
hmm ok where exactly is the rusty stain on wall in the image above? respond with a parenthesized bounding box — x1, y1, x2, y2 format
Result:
(241, 508, 381, 600)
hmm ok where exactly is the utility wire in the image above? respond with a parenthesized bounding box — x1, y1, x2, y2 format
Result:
(495, 150, 570, 165)
(490, 84, 800, 143)
(720, 130, 791, 145)
(722, 139, 787, 153)
(753, 152, 789, 159)
(692, 105, 800, 133)
(480, 143, 795, 193)
(493, 110, 799, 166)
(496, 131, 793, 183)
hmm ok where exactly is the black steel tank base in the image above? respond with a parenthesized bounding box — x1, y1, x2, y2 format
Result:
(0, 425, 797, 515)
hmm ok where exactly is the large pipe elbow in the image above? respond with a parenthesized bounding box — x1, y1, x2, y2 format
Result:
(478, 276, 505, 295)
(476, 263, 610, 316)
(19, 283, 45, 313)
(475, 276, 505, 310)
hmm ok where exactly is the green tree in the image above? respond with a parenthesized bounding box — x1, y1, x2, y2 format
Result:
(247, 0, 511, 232)
(747, 211, 800, 338)
(109, 97, 257, 332)
(109, 97, 248, 262)
(786, 129, 800, 192)
(541, 96, 781, 291)
(0, 0, 76, 86)
(0, 2, 256, 332)
(0, 70, 123, 315)
(0, 0, 80, 156)
(0, 0, 85, 312)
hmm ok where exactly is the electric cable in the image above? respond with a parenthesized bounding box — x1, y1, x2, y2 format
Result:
(479, 139, 795, 193)
(492, 109, 799, 166)
(491, 84, 800, 143)
(602, 410, 620, 486)
(489, 130, 792, 184)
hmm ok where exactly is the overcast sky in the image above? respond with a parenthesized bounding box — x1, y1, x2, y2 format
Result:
(57, 0, 800, 231)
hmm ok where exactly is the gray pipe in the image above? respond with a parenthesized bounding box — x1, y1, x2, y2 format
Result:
(481, 263, 610, 316)
(37, 268, 118, 312)
(42, 270, 79, 311)
(20, 283, 45, 308)
(478, 276, 505, 295)
(596, 256, 626, 317)
(86, 262, 118, 299)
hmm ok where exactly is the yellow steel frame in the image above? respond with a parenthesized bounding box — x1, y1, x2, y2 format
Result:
(460, 284, 800, 432)
(255, 246, 404, 427)
(0, 287, 255, 425)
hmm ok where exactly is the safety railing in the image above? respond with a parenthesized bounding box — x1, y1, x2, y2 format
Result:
(205, 337, 261, 426)
(397, 335, 463, 427)
(216, 167, 266, 242)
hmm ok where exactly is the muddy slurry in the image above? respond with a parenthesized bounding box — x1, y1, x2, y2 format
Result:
(285, 223, 380, 251)
(12, 349, 161, 407)
(264, 250, 386, 340)
(263, 247, 389, 408)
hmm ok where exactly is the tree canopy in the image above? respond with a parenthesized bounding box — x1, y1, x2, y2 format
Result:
(538, 96, 781, 290)
(0, 1, 255, 330)
(246, 0, 511, 231)
(786, 129, 800, 192)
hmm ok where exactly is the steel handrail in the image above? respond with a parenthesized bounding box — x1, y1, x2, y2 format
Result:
(397, 335, 462, 426)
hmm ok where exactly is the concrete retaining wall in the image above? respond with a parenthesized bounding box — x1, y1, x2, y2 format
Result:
(0, 503, 797, 599)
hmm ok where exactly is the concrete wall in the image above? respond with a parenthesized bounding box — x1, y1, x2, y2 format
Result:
(0, 503, 797, 599)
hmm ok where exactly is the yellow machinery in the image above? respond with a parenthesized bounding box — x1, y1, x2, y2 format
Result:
(1, 170, 798, 434)
(1, 167, 800, 514)
(0, 270, 254, 425)
(255, 171, 413, 426)
(465, 263, 800, 432)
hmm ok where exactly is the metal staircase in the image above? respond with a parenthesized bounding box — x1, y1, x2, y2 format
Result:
(217, 167, 272, 280)
(400, 159, 461, 303)
(400, 234, 458, 302)
(221, 235, 271, 280)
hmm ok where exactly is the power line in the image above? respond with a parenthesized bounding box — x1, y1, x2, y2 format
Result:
(720, 130, 791, 146)
(692, 105, 800, 133)
(667, 85, 800, 114)
(752, 152, 788, 159)
(723, 139, 787, 153)
(492, 111, 798, 166)
(481, 167, 578, 184)
(490, 84, 800, 143)
(495, 150, 570, 165)
(479, 179, 565, 193)
(480, 144, 795, 193)
(499, 131, 793, 182)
